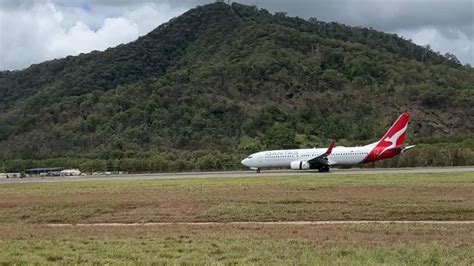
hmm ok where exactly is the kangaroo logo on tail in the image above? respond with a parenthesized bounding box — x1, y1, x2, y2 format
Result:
(364, 113, 410, 162)
(378, 123, 408, 156)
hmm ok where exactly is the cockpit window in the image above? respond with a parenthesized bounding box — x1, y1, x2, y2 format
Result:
(248, 156, 253, 159)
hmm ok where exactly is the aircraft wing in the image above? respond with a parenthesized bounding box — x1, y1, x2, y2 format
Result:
(308, 140, 336, 166)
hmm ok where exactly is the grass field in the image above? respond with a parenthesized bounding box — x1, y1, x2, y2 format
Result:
(1, 172, 473, 223)
(1, 172, 473, 264)
(1, 223, 473, 264)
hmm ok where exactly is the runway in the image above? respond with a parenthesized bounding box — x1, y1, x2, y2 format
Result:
(1, 166, 473, 184)
(47, 220, 474, 227)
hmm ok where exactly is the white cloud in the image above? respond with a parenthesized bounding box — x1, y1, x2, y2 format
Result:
(0, 0, 472, 70)
(0, 1, 185, 70)
(398, 27, 473, 66)
(47, 18, 139, 57)
(124, 3, 181, 35)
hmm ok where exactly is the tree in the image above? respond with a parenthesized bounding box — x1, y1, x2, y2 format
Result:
(444, 53, 461, 66)
(263, 124, 297, 149)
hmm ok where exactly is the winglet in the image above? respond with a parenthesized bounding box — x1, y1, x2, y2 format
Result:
(325, 140, 336, 155)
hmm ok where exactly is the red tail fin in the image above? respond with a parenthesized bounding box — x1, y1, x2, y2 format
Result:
(363, 113, 410, 163)
(379, 112, 410, 147)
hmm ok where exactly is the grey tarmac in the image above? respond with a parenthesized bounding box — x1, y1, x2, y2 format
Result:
(1, 166, 473, 184)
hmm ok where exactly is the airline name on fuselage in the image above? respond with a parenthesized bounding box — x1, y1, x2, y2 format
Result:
(264, 151, 300, 157)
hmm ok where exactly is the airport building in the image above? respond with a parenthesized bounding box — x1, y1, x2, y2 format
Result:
(25, 167, 64, 177)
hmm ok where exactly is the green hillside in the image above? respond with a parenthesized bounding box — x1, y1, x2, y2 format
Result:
(1, 2, 473, 172)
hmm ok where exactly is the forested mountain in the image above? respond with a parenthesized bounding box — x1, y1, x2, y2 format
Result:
(1, 2, 473, 172)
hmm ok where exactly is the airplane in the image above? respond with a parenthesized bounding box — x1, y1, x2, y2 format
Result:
(241, 113, 415, 172)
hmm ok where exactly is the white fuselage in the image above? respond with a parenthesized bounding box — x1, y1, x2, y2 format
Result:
(242, 113, 413, 170)
(241, 144, 374, 169)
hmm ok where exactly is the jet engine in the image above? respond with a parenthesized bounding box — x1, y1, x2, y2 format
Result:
(290, 160, 310, 170)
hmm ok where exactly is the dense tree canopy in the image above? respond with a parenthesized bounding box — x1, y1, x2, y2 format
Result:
(0, 2, 473, 171)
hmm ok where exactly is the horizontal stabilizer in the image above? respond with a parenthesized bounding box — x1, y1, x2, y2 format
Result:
(388, 144, 416, 153)
(402, 145, 416, 153)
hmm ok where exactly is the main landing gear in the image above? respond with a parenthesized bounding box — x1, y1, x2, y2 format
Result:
(318, 166, 330, 172)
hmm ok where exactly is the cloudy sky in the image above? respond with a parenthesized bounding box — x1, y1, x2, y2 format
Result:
(0, 0, 472, 70)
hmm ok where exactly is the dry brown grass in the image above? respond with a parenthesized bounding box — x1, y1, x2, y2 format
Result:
(1, 185, 472, 224)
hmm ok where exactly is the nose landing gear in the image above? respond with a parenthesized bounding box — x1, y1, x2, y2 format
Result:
(250, 167, 261, 173)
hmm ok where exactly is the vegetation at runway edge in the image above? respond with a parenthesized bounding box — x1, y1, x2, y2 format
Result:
(2, 137, 474, 173)
(1, 2, 473, 172)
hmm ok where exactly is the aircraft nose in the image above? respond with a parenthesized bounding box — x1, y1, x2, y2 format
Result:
(241, 158, 249, 166)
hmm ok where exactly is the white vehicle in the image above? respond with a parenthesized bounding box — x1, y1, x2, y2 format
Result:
(241, 113, 415, 172)
(6, 173, 21, 178)
(60, 169, 82, 176)
(0, 173, 7, 178)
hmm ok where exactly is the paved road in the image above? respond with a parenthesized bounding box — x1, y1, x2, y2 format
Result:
(1, 166, 473, 184)
(47, 220, 474, 227)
